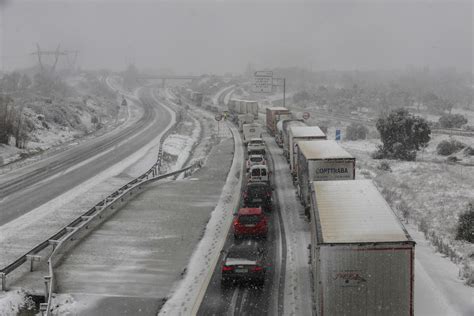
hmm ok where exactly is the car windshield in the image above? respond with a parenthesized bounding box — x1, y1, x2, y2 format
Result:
(238, 215, 261, 224)
(250, 157, 262, 162)
(251, 169, 261, 177)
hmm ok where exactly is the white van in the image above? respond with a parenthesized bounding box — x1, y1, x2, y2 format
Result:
(248, 165, 270, 183)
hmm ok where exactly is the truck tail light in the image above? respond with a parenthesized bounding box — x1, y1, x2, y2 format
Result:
(252, 266, 263, 272)
(222, 265, 234, 272)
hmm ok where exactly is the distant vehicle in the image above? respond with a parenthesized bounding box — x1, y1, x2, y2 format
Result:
(237, 114, 255, 132)
(191, 92, 203, 106)
(266, 107, 291, 136)
(288, 126, 326, 177)
(243, 182, 272, 212)
(246, 154, 266, 171)
(247, 138, 265, 155)
(309, 180, 415, 315)
(233, 207, 268, 239)
(228, 99, 259, 119)
(275, 119, 292, 147)
(242, 123, 262, 144)
(248, 165, 270, 184)
(281, 119, 306, 158)
(221, 241, 266, 287)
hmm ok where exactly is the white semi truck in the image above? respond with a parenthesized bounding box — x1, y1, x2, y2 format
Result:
(296, 140, 355, 210)
(281, 119, 306, 159)
(288, 126, 326, 178)
(242, 123, 263, 144)
(309, 180, 415, 316)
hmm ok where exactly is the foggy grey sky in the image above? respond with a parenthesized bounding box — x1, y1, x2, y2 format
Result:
(0, 0, 472, 74)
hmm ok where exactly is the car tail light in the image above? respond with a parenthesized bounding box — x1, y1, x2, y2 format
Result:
(222, 265, 234, 272)
(233, 219, 242, 229)
(252, 266, 263, 272)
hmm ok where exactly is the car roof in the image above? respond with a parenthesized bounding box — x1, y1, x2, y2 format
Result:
(228, 240, 262, 254)
(247, 181, 270, 187)
(249, 138, 263, 141)
(249, 154, 264, 158)
(238, 207, 262, 215)
(249, 164, 268, 169)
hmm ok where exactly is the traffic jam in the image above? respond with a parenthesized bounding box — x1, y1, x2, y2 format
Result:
(216, 101, 415, 315)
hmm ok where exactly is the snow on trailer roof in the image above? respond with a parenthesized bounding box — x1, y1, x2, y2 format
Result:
(312, 180, 411, 244)
(267, 106, 289, 111)
(298, 140, 354, 160)
(289, 126, 326, 138)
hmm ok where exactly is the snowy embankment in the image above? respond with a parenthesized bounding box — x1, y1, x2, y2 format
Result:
(0, 290, 35, 315)
(340, 136, 474, 314)
(0, 75, 124, 169)
(212, 85, 235, 106)
(159, 124, 243, 315)
(0, 84, 176, 314)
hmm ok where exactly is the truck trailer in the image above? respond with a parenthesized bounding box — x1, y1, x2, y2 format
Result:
(242, 123, 263, 144)
(266, 107, 291, 136)
(237, 114, 255, 131)
(288, 126, 326, 177)
(296, 140, 355, 210)
(228, 99, 259, 119)
(281, 119, 306, 159)
(309, 180, 415, 316)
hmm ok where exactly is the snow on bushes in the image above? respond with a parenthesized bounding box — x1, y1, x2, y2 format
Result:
(456, 203, 474, 243)
(439, 113, 468, 129)
(345, 122, 368, 140)
(436, 139, 466, 156)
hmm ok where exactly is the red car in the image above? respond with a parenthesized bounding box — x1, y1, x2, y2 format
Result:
(233, 207, 268, 239)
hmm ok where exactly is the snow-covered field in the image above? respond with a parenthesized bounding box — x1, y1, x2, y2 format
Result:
(340, 134, 474, 306)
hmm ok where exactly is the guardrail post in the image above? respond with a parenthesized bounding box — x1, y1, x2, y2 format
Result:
(49, 239, 60, 251)
(44, 275, 51, 300)
(0, 272, 6, 291)
(40, 303, 48, 315)
(26, 255, 41, 272)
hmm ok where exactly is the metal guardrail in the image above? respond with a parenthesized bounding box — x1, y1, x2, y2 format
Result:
(40, 162, 201, 315)
(0, 88, 203, 315)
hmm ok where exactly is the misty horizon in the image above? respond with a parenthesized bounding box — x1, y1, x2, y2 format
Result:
(0, 0, 472, 74)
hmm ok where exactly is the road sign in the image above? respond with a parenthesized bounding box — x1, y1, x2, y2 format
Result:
(253, 71, 273, 93)
(335, 129, 341, 141)
(302, 112, 310, 120)
(215, 113, 223, 121)
(254, 71, 273, 77)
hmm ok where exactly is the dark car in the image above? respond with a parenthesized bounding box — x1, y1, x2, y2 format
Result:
(243, 182, 272, 212)
(221, 241, 266, 287)
(233, 207, 268, 239)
